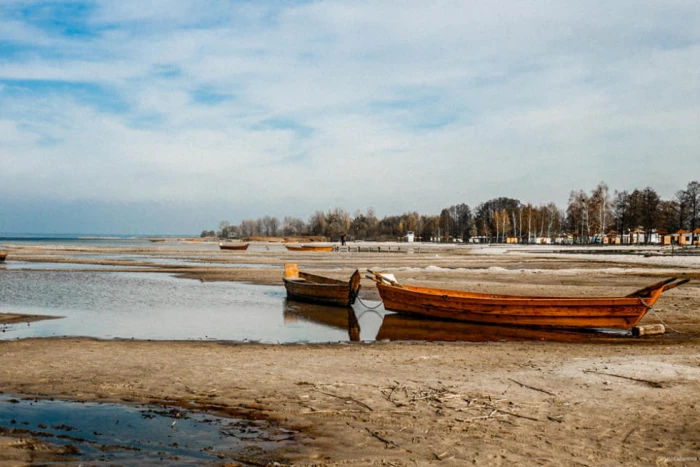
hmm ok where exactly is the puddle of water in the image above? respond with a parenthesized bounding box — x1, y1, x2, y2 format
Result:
(0, 395, 293, 465)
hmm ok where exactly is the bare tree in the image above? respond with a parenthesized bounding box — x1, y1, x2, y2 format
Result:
(218, 220, 231, 238)
(567, 190, 590, 243)
(261, 215, 279, 237)
(282, 216, 306, 236)
(590, 182, 612, 239)
(685, 181, 700, 231)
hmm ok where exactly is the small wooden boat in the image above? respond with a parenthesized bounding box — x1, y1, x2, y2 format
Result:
(285, 245, 334, 252)
(0, 251, 7, 262)
(368, 271, 689, 329)
(283, 263, 361, 307)
(219, 243, 250, 251)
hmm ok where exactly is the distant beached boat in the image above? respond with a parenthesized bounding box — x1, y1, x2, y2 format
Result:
(0, 251, 7, 262)
(285, 245, 334, 252)
(283, 263, 361, 307)
(219, 243, 250, 251)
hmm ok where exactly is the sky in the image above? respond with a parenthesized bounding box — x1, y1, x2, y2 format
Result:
(1, 0, 699, 235)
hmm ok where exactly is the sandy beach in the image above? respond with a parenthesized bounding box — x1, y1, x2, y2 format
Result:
(1, 242, 699, 465)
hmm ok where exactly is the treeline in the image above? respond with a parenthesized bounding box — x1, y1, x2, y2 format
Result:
(201, 180, 700, 244)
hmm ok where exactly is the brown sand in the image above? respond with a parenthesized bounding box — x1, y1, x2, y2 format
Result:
(1, 242, 699, 465)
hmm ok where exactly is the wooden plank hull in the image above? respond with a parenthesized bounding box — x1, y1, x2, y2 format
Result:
(283, 264, 361, 307)
(219, 243, 249, 251)
(375, 281, 668, 329)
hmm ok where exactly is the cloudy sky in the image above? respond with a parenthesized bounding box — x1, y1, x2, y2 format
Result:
(1, 0, 699, 234)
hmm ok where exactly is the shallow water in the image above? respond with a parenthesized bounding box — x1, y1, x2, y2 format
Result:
(0, 395, 294, 465)
(1, 243, 630, 343)
(1, 261, 151, 270)
(0, 270, 386, 342)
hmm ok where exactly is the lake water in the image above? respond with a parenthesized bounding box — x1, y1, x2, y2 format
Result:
(0, 266, 626, 343)
(0, 236, 627, 343)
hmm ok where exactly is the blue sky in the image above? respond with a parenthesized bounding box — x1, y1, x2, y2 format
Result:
(1, 0, 699, 234)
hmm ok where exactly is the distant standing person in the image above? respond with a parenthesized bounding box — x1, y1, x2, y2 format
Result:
(341, 234, 347, 246)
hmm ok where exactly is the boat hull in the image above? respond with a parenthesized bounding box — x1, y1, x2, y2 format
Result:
(0, 251, 7, 262)
(283, 266, 361, 307)
(375, 282, 665, 329)
(219, 243, 249, 251)
(285, 245, 334, 252)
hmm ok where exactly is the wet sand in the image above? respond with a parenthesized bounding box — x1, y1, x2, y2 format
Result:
(1, 242, 699, 465)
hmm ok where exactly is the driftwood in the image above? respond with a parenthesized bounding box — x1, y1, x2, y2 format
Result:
(508, 378, 556, 397)
(495, 408, 541, 422)
(632, 324, 665, 337)
(312, 387, 373, 411)
(583, 370, 663, 388)
(365, 427, 399, 447)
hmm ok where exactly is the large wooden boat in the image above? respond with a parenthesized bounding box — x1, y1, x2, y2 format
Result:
(283, 263, 361, 307)
(285, 245, 334, 252)
(219, 243, 250, 251)
(368, 271, 688, 329)
(0, 251, 7, 262)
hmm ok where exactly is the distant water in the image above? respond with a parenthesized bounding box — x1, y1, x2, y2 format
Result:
(0, 234, 205, 250)
(0, 233, 192, 240)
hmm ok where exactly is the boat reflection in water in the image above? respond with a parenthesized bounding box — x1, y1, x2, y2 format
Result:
(283, 300, 361, 342)
(375, 313, 629, 342)
(283, 299, 629, 343)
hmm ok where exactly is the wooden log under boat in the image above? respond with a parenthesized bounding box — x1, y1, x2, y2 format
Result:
(285, 245, 334, 252)
(368, 272, 688, 329)
(219, 243, 250, 251)
(283, 263, 361, 307)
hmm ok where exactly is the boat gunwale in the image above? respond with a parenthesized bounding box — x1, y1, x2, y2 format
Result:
(387, 283, 662, 306)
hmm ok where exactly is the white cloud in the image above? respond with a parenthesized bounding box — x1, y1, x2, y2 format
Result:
(1, 0, 699, 232)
